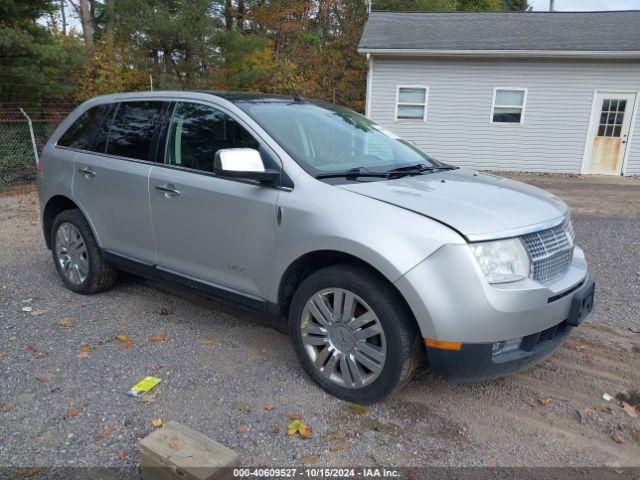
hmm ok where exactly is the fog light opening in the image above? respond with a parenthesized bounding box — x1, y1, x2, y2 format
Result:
(492, 338, 522, 356)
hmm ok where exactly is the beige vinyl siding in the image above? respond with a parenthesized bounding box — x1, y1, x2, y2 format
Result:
(367, 57, 640, 175)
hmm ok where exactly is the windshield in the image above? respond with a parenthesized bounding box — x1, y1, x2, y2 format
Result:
(237, 101, 446, 175)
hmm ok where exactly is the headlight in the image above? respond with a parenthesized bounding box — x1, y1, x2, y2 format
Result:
(470, 238, 530, 284)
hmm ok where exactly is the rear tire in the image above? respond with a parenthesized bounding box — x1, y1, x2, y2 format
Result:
(288, 263, 422, 404)
(51, 209, 117, 294)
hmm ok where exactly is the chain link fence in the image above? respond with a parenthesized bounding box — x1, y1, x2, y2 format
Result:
(0, 105, 73, 190)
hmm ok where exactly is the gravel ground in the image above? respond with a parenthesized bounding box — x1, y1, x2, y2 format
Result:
(0, 176, 639, 472)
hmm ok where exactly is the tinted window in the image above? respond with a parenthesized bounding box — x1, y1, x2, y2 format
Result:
(167, 102, 260, 173)
(106, 102, 164, 161)
(58, 104, 111, 150)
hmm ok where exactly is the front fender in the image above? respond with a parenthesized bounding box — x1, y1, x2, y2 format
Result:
(268, 178, 465, 303)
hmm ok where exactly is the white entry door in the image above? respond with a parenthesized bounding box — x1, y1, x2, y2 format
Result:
(584, 92, 636, 175)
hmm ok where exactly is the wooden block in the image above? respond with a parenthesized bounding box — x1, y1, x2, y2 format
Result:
(139, 421, 239, 480)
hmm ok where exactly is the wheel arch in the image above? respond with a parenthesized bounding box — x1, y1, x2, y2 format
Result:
(42, 195, 99, 250)
(275, 250, 416, 322)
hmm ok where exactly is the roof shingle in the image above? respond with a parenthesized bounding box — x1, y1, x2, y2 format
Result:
(359, 11, 640, 52)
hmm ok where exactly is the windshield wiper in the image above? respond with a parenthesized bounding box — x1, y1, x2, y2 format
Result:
(385, 164, 458, 176)
(315, 167, 389, 180)
(316, 164, 459, 181)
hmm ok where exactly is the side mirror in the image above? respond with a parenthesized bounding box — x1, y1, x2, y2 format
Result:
(213, 148, 280, 184)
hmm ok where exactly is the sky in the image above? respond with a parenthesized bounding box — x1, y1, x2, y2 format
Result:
(530, 0, 640, 10)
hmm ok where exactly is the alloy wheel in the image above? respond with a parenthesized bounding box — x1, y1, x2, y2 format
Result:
(55, 222, 89, 285)
(300, 288, 387, 389)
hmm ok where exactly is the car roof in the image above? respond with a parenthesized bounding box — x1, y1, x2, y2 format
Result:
(198, 91, 306, 104)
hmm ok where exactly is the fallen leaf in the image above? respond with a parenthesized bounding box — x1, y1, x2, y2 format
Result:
(58, 318, 75, 328)
(286, 412, 302, 421)
(599, 406, 613, 414)
(538, 396, 552, 406)
(25, 344, 35, 352)
(300, 454, 319, 464)
(263, 404, 276, 411)
(117, 451, 126, 461)
(238, 424, 250, 433)
(372, 424, 394, 434)
(631, 428, 640, 443)
(199, 339, 218, 346)
(233, 402, 250, 412)
(273, 421, 281, 433)
(151, 418, 163, 428)
(152, 364, 164, 371)
(622, 401, 638, 418)
(66, 408, 80, 419)
(30, 295, 45, 301)
(0, 352, 7, 359)
(612, 431, 625, 444)
(80, 344, 90, 352)
(95, 426, 114, 440)
(149, 335, 170, 342)
(329, 440, 350, 452)
(17, 467, 44, 478)
(583, 406, 595, 414)
(347, 404, 368, 415)
(30, 309, 47, 317)
(76, 351, 90, 359)
(323, 431, 346, 442)
(8, 336, 17, 341)
(34, 376, 47, 382)
(158, 307, 171, 315)
(2, 404, 13, 412)
(35, 352, 48, 359)
(287, 419, 311, 439)
(117, 334, 133, 348)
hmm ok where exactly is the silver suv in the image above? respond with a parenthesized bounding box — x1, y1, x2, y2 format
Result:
(38, 91, 595, 403)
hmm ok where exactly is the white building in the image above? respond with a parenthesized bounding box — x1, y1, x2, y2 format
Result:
(359, 11, 640, 176)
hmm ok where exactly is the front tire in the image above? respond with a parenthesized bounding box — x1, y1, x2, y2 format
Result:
(288, 264, 422, 404)
(51, 209, 117, 294)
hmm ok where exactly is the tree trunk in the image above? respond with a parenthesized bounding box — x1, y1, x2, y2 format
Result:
(60, 0, 67, 35)
(225, 0, 233, 30)
(237, 0, 245, 31)
(105, 0, 115, 52)
(79, 0, 94, 54)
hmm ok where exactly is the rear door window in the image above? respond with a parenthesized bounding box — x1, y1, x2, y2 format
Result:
(57, 104, 112, 150)
(105, 101, 164, 161)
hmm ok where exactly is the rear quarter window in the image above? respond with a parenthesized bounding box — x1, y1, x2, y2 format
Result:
(57, 104, 111, 150)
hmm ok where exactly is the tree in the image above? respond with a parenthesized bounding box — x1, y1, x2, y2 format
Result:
(0, 0, 85, 103)
(502, 0, 530, 10)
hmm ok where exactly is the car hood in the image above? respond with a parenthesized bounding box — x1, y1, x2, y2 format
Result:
(336, 169, 569, 241)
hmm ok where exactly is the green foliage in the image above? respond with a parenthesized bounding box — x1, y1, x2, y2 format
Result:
(0, 0, 85, 104)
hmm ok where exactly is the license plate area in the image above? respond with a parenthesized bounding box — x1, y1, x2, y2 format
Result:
(567, 280, 595, 326)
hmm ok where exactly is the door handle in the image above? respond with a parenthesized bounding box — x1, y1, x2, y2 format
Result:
(154, 184, 181, 197)
(78, 167, 96, 177)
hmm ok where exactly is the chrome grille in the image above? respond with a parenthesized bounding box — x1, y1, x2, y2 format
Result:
(521, 221, 574, 282)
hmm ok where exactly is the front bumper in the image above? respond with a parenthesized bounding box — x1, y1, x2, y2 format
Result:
(427, 279, 595, 382)
(395, 243, 590, 343)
